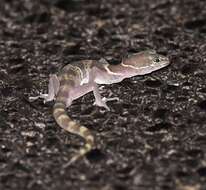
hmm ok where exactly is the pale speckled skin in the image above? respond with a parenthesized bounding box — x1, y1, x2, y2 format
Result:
(41, 50, 169, 164)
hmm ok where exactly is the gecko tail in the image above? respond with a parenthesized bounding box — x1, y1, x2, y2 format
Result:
(66, 141, 93, 166)
(53, 101, 95, 165)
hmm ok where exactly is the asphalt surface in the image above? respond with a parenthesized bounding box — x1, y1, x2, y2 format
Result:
(0, 0, 206, 190)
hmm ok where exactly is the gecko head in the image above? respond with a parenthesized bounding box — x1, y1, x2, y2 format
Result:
(146, 50, 170, 69)
(122, 50, 169, 73)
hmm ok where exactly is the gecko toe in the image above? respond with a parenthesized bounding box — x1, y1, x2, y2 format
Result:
(93, 100, 110, 111)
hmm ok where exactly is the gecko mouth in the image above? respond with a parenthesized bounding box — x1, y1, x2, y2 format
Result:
(162, 57, 170, 66)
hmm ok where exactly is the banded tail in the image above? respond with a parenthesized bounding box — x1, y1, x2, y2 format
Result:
(53, 101, 95, 165)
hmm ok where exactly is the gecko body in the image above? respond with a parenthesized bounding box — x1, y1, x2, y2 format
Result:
(41, 50, 169, 164)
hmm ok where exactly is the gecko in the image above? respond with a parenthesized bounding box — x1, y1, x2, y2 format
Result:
(35, 50, 169, 164)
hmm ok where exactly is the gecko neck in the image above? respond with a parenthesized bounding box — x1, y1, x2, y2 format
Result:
(106, 62, 138, 78)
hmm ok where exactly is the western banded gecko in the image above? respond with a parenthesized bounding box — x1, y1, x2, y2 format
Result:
(34, 50, 169, 164)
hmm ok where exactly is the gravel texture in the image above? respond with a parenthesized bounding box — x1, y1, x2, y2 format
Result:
(0, 0, 206, 190)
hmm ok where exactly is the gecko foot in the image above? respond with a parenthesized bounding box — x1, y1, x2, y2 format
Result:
(93, 97, 119, 110)
(102, 97, 119, 102)
(93, 98, 110, 111)
(29, 93, 54, 103)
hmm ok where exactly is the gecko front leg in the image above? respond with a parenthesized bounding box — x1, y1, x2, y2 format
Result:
(89, 67, 110, 111)
(92, 82, 110, 111)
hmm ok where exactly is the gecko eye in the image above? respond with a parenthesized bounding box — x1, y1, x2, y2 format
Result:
(155, 58, 160, 63)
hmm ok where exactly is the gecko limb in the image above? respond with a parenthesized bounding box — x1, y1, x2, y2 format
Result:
(88, 66, 110, 111)
(44, 74, 60, 102)
(92, 83, 110, 111)
(29, 74, 60, 102)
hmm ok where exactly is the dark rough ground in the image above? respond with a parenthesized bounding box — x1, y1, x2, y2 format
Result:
(0, 0, 206, 190)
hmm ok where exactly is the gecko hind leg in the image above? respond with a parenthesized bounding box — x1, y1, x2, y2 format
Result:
(43, 74, 60, 102)
(30, 74, 60, 102)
